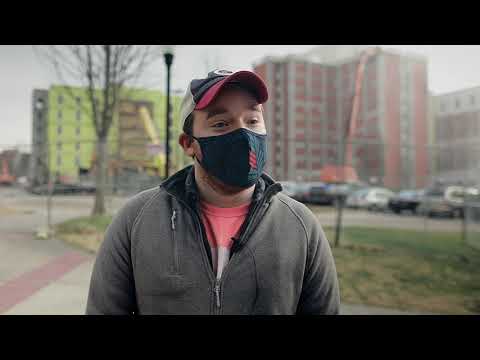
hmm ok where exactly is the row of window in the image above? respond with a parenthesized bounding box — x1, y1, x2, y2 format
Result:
(58, 95, 85, 106)
(436, 113, 480, 140)
(440, 95, 476, 112)
(57, 126, 81, 136)
(55, 142, 81, 150)
(56, 155, 81, 167)
(57, 110, 82, 121)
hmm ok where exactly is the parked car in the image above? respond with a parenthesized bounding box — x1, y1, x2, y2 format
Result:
(465, 188, 480, 222)
(357, 187, 396, 211)
(418, 185, 478, 218)
(308, 182, 333, 205)
(346, 188, 370, 209)
(293, 182, 314, 203)
(388, 189, 424, 214)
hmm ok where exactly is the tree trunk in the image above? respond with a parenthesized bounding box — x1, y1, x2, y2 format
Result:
(92, 136, 107, 216)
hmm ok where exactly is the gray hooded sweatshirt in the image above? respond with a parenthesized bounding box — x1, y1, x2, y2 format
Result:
(86, 166, 340, 315)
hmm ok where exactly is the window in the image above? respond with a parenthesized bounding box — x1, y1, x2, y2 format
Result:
(76, 110, 81, 121)
(75, 97, 81, 106)
(456, 98, 461, 109)
(470, 95, 475, 106)
(58, 95, 63, 105)
(76, 127, 81, 136)
(56, 156, 62, 166)
(75, 157, 81, 167)
(56, 142, 62, 150)
(57, 125, 62, 135)
(57, 110, 62, 120)
(440, 102, 446, 112)
(76, 142, 80, 151)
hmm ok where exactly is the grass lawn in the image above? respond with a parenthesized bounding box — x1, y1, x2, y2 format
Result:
(55, 215, 113, 253)
(324, 226, 480, 314)
(55, 215, 480, 314)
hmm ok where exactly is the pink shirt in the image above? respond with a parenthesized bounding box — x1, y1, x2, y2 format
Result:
(199, 201, 250, 279)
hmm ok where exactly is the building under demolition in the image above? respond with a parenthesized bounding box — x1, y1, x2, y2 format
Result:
(30, 85, 189, 189)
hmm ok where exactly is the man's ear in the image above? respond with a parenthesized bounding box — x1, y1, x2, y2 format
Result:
(179, 133, 195, 158)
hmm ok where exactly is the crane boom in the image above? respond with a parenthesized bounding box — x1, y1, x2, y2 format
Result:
(320, 47, 380, 183)
(344, 47, 380, 166)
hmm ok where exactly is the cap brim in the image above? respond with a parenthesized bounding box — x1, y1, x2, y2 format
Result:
(195, 71, 268, 110)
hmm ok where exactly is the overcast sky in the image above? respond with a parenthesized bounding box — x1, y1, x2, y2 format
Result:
(2, 45, 480, 149)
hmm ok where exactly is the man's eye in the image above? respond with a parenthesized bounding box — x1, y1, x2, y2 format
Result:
(213, 121, 227, 128)
(249, 119, 259, 125)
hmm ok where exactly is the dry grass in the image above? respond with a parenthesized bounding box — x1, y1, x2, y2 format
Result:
(325, 226, 480, 314)
(55, 215, 113, 253)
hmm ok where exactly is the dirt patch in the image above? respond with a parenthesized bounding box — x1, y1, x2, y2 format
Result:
(61, 233, 103, 253)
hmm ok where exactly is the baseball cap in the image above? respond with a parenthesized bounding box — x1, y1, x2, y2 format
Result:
(180, 69, 269, 125)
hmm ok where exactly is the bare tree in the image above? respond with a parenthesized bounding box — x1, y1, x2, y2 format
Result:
(34, 45, 163, 215)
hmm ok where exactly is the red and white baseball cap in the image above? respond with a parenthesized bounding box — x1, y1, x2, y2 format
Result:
(180, 69, 269, 125)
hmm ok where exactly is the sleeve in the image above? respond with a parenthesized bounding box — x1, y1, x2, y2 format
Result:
(85, 204, 138, 315)
(296, 220, 341, 315)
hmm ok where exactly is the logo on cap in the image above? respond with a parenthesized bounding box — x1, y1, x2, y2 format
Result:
(213, 69, 234, 76)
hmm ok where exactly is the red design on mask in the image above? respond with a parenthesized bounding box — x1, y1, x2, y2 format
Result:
(249, 151, 257, 169)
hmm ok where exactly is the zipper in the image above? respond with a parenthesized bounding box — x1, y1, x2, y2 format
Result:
(171, 210, 178, 273)
(164, 182, 280, 314)
(214, 279, 221, 309)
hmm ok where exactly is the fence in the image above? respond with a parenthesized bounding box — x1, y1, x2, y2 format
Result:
(1, 137, 479, 245)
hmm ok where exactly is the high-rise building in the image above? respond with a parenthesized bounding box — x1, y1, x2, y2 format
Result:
(432, 86, 480, 185)
(30, 85, 186, 186)
(254, 46, 429, 190)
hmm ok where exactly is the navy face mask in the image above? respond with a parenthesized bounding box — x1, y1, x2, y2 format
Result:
(192, 128, 267, 189)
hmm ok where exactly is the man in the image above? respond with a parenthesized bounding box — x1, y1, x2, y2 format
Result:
(86, 69, 340, 315)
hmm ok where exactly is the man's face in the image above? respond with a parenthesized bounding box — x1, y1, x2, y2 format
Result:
(180, 85, 266, 161)
(193, 85, 266, 138)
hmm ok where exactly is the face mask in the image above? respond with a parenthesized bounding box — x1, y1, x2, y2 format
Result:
(192, 128, 267, 188)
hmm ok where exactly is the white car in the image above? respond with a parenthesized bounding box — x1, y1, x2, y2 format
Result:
(346, 188, 370, 209)
(357, 187, 396, 211)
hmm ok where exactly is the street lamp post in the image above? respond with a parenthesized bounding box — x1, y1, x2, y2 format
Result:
(163, 48, 174, 179)
(35, 98, 52, 239)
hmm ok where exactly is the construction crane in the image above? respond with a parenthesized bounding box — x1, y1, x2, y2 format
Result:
(320, 47, 381, 184)
(0, 157, 15, 185)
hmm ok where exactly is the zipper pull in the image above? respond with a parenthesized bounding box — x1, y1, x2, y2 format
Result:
(214, 280, 221, 308)
(171, 210, 176, 230)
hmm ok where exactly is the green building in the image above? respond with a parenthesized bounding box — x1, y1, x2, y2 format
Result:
(31, 85, 190, 186)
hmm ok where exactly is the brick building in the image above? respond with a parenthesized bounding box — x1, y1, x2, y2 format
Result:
(433, 86, 480, 186)
(254, 46, 429, 190)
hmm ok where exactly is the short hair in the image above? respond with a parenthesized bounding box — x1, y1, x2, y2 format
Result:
(183, 113, 194, 136)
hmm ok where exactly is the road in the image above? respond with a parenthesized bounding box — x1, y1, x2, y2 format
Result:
(0, 186, 458, 315)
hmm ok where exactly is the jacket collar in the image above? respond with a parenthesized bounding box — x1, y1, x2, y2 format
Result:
(160, 165, 282, 207)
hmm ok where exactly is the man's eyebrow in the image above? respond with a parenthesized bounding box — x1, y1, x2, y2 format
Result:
(250, 103, 262, 111)
(206, 107, 229, 119)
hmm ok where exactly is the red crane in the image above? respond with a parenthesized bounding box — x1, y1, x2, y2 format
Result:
(0, 157, 15, 185)
(320, 47, 381, 183)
